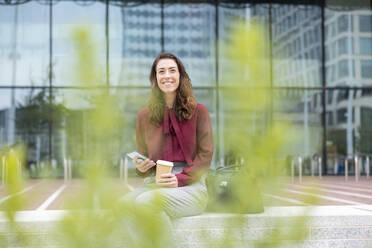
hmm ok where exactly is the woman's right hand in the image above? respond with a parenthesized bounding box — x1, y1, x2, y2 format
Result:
(134, 157, 156, 173)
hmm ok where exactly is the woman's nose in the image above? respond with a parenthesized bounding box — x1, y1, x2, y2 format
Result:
(164, 70, 171, 78)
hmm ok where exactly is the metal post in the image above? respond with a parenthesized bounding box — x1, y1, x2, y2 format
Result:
(68, 158, 72, 181)
(64, 157, 67, 184)
(5, 157, 8, 184)
(367, 156, 370, 179)
(298, 156, 302, 183)
(345, 158, 348, 181)
(355, 156, 359, 182)
(1, 156, 5, 185)
(124, 157, 128, 185)
(318, 156, 322, 179)
(17, 158, 21, 177)
(120, 157, 124, 180)
(311, 158, 314, 177)
(291, 157, 295, 183)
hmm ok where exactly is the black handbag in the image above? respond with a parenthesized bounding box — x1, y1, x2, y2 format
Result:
(206, 165, 264, 214)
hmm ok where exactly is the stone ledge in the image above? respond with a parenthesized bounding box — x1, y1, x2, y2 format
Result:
(0, 205, 371, 247)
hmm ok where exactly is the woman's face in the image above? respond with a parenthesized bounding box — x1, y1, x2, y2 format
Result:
(156, 58, 180, 95)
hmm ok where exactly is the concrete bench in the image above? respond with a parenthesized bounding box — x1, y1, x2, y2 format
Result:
(174, 205, 372, 248)
(1, 205, 372, 248)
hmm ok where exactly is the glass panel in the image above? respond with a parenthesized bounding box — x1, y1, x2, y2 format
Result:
(270, 5, 322, 87)
(360, 105, 372, 155)
(113, 4, 161, 86)
(359, 15, 372, 32)
(325, 89, 372, 174)
(54, 88, 130, 170)
(361, 60, 372, 78)
(326, 111, 334, 126)
(220, 87, 271, 166)
(337, 14, 351, 33)
(325, 9, 365, 87)
(327, 90, 334, 104)
(273, 89, 322, 161)
(53, 2, 106, 86)
(336, 88, 349, 103)
(337, 59, 348, 78)
(0, 88, 54, 167)
(360, 38, 372, 56)
(164, 4, 216, 86)
(326, 88, 356, 174)
(0, 89, 14, 146)
(0, 2, 49, 86)
(219, 5, 255, 87)
(337, 37, 347, 55)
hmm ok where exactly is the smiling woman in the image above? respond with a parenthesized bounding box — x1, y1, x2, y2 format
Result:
(121, 53, 214, 244)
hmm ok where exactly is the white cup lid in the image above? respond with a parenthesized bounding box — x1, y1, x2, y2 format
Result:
(156, 160, 174, 167)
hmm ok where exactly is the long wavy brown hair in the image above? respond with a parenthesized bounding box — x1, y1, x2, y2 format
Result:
(148, 53, 197, 125)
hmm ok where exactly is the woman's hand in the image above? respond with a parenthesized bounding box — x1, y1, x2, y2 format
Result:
(134, 157, 156, 173)
(156, 173, 178, 188)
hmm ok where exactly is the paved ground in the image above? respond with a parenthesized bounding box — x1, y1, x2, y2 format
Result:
(0, 176, 371, 210)
(265, 176, 372, 206)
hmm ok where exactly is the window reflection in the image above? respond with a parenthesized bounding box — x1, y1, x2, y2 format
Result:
(0, 1, 371, 175)
(273, 89, 322, 157)
(360, 38, 372, 55)
(0, 2, 49, 86)
(269, 5, 322, 87)
(359, 15, 372, 32)
(0, 88, 55, 165)
(361, 60, 372, 78)
(164, 4, 216, 86)
(115, 4, 161, 86)
(53, 1, 106, 86)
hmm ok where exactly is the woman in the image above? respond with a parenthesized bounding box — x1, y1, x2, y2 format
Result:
(126, 52, 214, 220)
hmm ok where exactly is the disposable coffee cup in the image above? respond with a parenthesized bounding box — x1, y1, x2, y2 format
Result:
(156, 160, 174, 181)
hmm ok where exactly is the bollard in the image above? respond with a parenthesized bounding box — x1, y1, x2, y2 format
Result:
(68, 158, 72, 181)
(345, 158, 348, 181)
(4, 156, 8, 184)
(367, 156, 370, 179)
(63, 158, 67, 184)
(17, 158, 22, 177)
(291, 157, 295, 183)
(355, 156, 359, 182)
(298, 156, 302, 183)
(120, 157, 124, 180)
(318, 156, 322, 179)
(124, 157, 128, 185)
(311, 159, 314, 177)
(120, 156, 129, 185)
(63, 158, 72, 183)
(1, 156, 6, 185)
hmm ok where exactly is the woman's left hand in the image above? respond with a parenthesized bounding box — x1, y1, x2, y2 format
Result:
(156, 173, 178, 188)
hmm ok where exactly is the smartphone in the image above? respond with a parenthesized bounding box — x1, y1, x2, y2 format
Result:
(127, 151, 148, 163)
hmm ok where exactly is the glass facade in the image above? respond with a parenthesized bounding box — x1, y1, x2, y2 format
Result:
(0, 1, 372, 176)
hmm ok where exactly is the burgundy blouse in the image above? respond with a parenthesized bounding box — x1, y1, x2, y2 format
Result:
(136, 103, 214, 187)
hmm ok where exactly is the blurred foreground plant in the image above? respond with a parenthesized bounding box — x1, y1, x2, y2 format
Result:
(54, 26, 172, 248)
(0, 145, 31, 247)
(205, 21, 318, 247)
